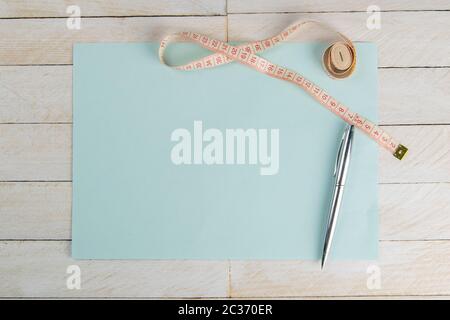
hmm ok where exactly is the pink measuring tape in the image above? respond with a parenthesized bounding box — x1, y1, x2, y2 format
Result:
(159, 20, 408, 160)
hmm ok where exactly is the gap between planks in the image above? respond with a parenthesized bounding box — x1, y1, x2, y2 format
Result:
(0, 15, 227, 20)
(0, 239, 448, 242)
(0, 0, 227, 18)
(228, 10, 450, 14)
(226, 0, 450, 14)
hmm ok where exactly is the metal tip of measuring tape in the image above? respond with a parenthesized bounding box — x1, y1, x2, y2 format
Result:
(393, 144, 408, 160)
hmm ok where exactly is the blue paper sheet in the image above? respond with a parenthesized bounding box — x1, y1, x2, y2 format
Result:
(72, 42, 378, 259)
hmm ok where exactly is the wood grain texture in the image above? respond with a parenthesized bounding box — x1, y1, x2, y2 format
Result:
(228, 0, 450, 13)
(0, 66, 72, 123)
(379, 125, 450, 183)
(2, 182, 449, 241)
(2, 67, 450, 125)
(229, 241, 450, 297)
(236, 296, 450, 300)
(1, 12, 449, 67)
(380, 183, 450, 240)
(0, 16, 226, 65)
(0, 0, 449, 299)
(0, 182, 71, 239)
(0, 124, 71, 181)
(228, 12, 450, 67)
(0, 241, 228, 298)
(379, 68, 450, 125)
(0, 124, 448, 183)
(1, 240, 449, 297)
(0, 0, 226, 17)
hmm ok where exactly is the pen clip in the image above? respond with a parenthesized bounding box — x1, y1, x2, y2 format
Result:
(333, 128, 346, 176)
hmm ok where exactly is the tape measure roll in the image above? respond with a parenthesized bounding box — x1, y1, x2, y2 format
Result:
(323, 41, 356, 79)
(159, 20, 408, 160)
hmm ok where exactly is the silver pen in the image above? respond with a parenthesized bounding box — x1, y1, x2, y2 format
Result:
(321, 124, 354, 269)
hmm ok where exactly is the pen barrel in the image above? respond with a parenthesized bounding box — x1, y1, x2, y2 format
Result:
(327, 185, 345, 229)
(335, 126, 354, 186)
(322, 185, 346, 265)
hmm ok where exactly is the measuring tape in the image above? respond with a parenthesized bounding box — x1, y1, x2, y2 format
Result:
(159, 21, 408, 160)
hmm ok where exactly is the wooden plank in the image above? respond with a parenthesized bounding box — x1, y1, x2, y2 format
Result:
(229, 241, 450, 297)
(1, 13, 449, 67)
(231, 295, 450, 299)
(0, 124, 71, 181)
(0, 241, 228, 297)
(0, 0, 226, 17)
(0, 66, 72, 123)
(228, 0, 450, 13)
(228, 12, 450, 67)
(0, 16, 226, 65)
(1, 182, 449, 241)
(307, 296, 450, 299)
(379, 125, 450, 183)
(0, 124, 447, 183)
(2, 66, 449, 124)
(379, 68, 450, 125)
(0, 182, 71, 239)
(2, 240, 449, 297)
(380, 183, 450, 240)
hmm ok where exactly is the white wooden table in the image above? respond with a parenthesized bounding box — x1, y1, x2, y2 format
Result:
(1, 0, 450, 299)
